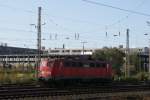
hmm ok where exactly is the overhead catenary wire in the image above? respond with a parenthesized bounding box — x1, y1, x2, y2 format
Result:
(80, 0, 147, 34)
(0, 4, 35, 14)
(0, 1, 147, 49)
(82, 0, 150, 17)
(0, 2, 141, 36)
(0, 1, 147, 30)
(0, 1, 144, 33)
(44, 13, 80, 33)
(0, 4, 105, 32)
(0, 27, 36, 33)
(106, 0, 147, 28)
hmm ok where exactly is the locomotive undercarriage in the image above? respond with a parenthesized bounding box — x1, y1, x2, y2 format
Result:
(38, 77, 112, 87)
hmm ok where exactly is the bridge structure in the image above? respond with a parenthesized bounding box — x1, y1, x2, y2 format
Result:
(0, 54, 91, 64)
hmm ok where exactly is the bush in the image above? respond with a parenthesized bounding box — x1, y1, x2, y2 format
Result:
(135, 72, 149, 81)
(0, 71, 36, 84)
(113, 75, 140, 84)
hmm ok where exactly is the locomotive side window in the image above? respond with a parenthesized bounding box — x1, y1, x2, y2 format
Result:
(90, 62, 95, 67)
(83, 63, 90, 67)
(64, 61, 84, 67)
(74, 62, 83, 67)
(96, 62, 106, 68)
(72, 61, 77, 67)
(78, 62, 83, 67)
(96, 63, 100, 67)
(72, 62, 84, 67)
(64, 61, 71, 67)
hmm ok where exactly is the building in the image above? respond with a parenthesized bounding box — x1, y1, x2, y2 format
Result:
(137, 47, 149, 72)
(120, 47, 149, 72)
(47, 48, 94, 55)
(0, 46, 37, 55)
(0, 45, 149, 72)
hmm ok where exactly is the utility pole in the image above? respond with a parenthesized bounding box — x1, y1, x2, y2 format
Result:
(81, 42, 87, 55)
(148, 39, 150, 73)
(36, 7, 42, 78)
(146, 21, 150, 73)
(125, 29, 130, 77)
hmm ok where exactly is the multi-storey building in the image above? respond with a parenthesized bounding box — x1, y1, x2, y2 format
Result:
(0, 45, 37, 55)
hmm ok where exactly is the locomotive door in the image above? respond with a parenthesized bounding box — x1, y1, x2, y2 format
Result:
(106, 63, 109, 77)
(58, 61, 63, 78)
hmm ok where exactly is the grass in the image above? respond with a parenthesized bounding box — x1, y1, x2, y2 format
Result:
(0, 66, 36, 84)
(113, 71, 150, 82)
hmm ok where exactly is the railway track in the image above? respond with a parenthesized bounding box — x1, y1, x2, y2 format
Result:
(0, 83, 150, 99)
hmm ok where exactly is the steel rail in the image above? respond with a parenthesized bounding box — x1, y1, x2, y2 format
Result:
(0, 84, 149, 99)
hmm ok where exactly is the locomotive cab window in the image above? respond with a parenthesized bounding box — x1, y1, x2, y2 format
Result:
(47, 62, 53, 67)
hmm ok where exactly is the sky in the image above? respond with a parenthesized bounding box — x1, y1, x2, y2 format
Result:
(0, 0, 150, 49)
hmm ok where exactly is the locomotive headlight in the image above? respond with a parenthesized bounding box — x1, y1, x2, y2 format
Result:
(41, 71, 45, 75)
(41, 71, 51, 76)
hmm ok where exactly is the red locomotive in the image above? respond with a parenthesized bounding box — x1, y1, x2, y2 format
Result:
(38, 57, 112, 84)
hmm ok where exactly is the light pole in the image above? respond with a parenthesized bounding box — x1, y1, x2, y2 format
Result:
(148, 40, 150, 73)
(30, 7, 46, 79)
(64, 37, 69, 49)
(81, 42, 87, 55)
(113, 34, 120, 48)
(144, 33, 150, 73)
(23, 44, 30, 71)
(146, 21, 150, 73)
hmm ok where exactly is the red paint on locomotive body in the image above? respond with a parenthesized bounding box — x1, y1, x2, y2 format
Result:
(38, 58, 112, 81)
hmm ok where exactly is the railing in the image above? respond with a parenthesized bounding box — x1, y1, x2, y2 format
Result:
(0, 54, 91, 63)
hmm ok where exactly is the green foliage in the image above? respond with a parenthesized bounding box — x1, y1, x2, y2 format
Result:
(0, 63, 36, 84)
(113, 75, 140, 83)
(135, 72, 149, 81)
(119, 77, 139, 82)
(129, 52, 141, 72)
(92, 47, 125, 75)
(0, 72, 35, 84)
(114, 72, 149, 82)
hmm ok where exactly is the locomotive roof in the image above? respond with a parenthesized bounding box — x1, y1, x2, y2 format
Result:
(41, 55, 109, 63)
(63, 58, 108, 63)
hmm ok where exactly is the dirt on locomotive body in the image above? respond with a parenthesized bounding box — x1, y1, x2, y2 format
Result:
(38, 56, 113, 85)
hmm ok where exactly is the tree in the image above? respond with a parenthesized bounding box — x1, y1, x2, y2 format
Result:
(92, 47, 125, 75)
(129, 52, 141, 73)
